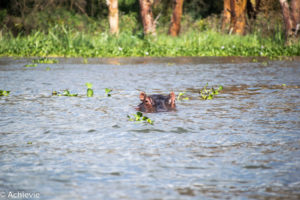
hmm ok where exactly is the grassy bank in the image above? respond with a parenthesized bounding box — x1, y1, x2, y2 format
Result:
(1, 27, 299, 58)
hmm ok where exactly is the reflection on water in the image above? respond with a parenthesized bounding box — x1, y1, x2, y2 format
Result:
(0, 57, 300, 200)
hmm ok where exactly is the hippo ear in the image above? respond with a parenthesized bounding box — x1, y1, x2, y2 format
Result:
(168, 92, 176, 107)
(140, 92, 147, 101)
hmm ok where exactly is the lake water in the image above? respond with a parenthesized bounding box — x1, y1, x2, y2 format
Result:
(0, 57, 300, 200)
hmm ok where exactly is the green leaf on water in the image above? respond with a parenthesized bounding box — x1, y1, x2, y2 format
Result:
(207, 94, 214, 100)
(200, 84, 223, 100)
(147, 119, 153, 125)
(87, 88, 94, 97)
(136, 112, 143, 117)
(62, 89, 70, 96)
(25, 64, 37, 67)
(52, 89, 78, 97)
(85, 82, 93, 89)
(85, 83, 94, 97)
(177, 92, 190, 101)
(0, 90, 10, 96)
(105, 88, 112, 97)
(128, 112, 154, 125)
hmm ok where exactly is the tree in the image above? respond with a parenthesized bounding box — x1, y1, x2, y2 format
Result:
(279, 0, 300, 43)
(231, 0, 247, 35)
(139, 0, 156, 36)
(247, 0, 261, 20)
(106, 0, 119, 35)
(222, 0, 231, 32)
(222, 0, 248, 35)
(168, 0, 184, 36)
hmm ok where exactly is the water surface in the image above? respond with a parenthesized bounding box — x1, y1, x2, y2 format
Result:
(0, 57, 300, 199)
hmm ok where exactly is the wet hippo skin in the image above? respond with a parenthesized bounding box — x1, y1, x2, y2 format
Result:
(137, 92, 176, 113)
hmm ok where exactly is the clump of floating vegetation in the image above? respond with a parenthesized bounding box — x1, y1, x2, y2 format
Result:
(128, 112, 154, 125)
(85, 83, 94, 97)
(105, 88, 112, 97)
(52, 89, 78, 97)
(199, 84, 223, 100)
(24, 63, 37, 67)
(177, 92, 190, 101)
(0, 90, 10, 96)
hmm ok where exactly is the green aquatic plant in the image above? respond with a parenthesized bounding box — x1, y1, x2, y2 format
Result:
(105, 88, 112, 97)
(200, 84, 223, 100)
(177, 92, 189, 101)
(32, 58, 58, 64)
(127, 112, 154, 125)
(52, 89, 78, 97)
(83, 58, 88, 64)
(85, 82, 94, 97)
(282, 83, 287, 88)
(0, 90, 10, 96)
(24, 64, 37, 67)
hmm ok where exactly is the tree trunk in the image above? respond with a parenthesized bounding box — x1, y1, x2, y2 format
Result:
(247, 0, 261, 19)
(222, 0, 231, 32)
(291, 0, 300, 34)
(231, 0, 247, 35)
(279, 0, 300, 43)
(279, 0, 293, 38)
(168, 0, 184, 36)
(139, 0, 156, 36)
(229, 0, 236, 34)
(106, 0, 119, 35)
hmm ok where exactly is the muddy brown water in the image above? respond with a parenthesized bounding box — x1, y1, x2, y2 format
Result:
(0, 57, 300, 200)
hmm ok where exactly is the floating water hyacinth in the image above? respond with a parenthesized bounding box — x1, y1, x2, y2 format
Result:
(0, 90, 10, 96)
(24, 64, 37, 67)
(177, 92, 189, 101)
(52, 89, 78, 97)
(105, 88, 112, 97)
(199, 84, 223, 100)
(86, 83, 94, 97)
(127, 112, 154, 125)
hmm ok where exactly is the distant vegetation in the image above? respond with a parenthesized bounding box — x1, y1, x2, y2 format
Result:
(1, 28, 298, 57)
(0, 0, 299, 57)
